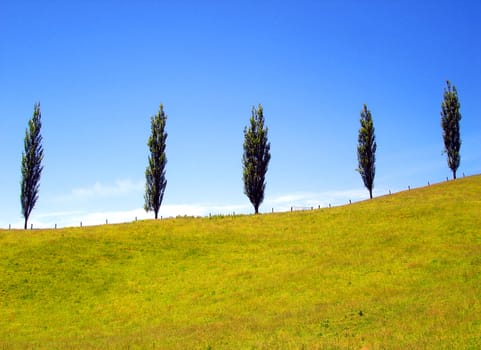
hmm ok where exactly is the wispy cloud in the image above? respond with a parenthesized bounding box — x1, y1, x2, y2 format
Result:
(13, 203, 251, 229)
(48, 178, 144, 206)
(71, 179, 143, 199)
(4, 187, 389, 230)
(35, 210, 84, 218)
(264, 188, 373, 211)
(268, 193, 315, 204)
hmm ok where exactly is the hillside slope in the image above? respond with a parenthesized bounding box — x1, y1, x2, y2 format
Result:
(1, 176, 481, 349)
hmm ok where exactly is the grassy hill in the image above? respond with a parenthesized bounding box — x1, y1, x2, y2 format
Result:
(1, 176, 481, 349)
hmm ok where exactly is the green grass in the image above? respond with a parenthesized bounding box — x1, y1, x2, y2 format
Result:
(1, 176, 481, 349)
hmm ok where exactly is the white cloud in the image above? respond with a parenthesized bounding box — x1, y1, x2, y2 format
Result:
(264, 188, 373, 212)
(12, 203, 250, 229)
(3, 187, 391, 230)
(35, 210, 84, 219)
(71, 179, 143, 199)
(268, 193, 315, 204)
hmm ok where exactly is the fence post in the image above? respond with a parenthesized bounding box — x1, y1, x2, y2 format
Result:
(291, 207, 293, 212)
(106, 219, 108, 225)
(349, 200, 351, 204)
(329, 203, 331, 208)
(80, 222, 82, 227)
(31, 224, 33, 230)
(55, 224, 57, 229)
(9, 224, 11, 230)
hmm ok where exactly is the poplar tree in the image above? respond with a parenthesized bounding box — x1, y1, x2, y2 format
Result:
(242, 104, 271, 214)
(441, 80, 462, 180)
(144, 104, 168, 219)
(21, 102, 44, 230)
(357, 104, 376, 199)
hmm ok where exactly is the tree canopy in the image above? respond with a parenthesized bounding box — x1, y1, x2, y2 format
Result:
(357, 104, 376, 199)
(441, 80, 462, 180)
(21, 102, 44, 229)
(145, 104, 168, 219)
(242, 104, 271, 214)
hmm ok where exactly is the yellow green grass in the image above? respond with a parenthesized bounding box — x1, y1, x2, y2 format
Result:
(1, 176, 481, 349)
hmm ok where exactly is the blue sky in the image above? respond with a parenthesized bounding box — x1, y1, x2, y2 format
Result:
(1, 0, 480, 228)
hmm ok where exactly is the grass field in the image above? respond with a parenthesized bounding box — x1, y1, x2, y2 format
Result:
(1, 176, 481, 349)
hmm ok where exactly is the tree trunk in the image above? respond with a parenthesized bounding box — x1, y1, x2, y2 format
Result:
(453, 170, 457, 180)
(254, 204, 259, 214)
(24, 217, 28, 230)
(369, 188, 373, 199)
(154, 211, 158, 219)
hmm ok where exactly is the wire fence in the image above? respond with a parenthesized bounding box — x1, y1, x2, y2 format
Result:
(2, 173, 469, 230)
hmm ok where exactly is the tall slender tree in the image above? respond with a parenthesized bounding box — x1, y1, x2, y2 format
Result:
(21, 102, 44, 230)
(357, 104, 377, 199)
(144, 104, 168, 219)
(242, 104, 271, 214)
(441, 80, 462, 180)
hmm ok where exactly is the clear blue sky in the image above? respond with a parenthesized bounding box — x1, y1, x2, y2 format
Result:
(1, 0, 480, 228)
